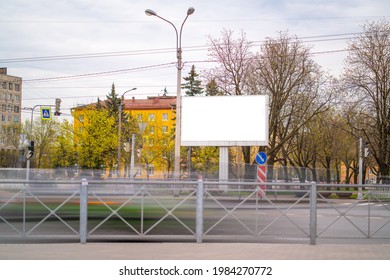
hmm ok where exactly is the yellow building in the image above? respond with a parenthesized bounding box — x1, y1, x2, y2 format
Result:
(73, 95, 177, 178)
(124, 96, 176, 178)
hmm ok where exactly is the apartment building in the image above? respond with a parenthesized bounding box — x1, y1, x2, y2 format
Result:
(73, 95, 176, 178)
(0, 68, 22, 150)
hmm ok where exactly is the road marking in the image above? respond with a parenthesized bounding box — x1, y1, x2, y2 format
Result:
(367, 217, 384, 220)
(358, 202, 390, 207)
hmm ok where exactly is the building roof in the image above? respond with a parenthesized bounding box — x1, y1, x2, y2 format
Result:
(73, 95, 177, 111)
(123, 96, 176, 110)
(0, 67, 22, 80)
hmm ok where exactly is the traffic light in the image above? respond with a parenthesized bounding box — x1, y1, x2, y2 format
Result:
(54, 98, 61, 116)
(26, 140, 34, 159)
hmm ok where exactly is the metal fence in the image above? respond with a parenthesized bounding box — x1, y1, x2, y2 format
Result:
(1, 178, 389, 245)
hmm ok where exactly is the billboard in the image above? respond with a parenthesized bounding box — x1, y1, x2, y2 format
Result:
(181, 95, 269, 146)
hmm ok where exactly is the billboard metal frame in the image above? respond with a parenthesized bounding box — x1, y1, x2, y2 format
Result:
(181, 95, 269, 147)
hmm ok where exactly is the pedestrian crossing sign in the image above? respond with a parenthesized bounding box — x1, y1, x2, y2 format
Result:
(41, 107, 52, 120)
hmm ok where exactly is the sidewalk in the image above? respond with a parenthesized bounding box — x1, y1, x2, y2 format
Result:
(1, 242, 390, 260)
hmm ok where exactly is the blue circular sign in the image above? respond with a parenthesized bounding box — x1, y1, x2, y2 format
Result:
(255, 152, 267, 165)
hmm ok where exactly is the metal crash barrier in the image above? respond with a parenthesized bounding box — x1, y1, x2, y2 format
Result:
(1, 179, 389, 245)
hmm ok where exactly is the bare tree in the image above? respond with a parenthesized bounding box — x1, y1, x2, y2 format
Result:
(287, 122, 317, 183)
(250, 31, 333, 180)
(207, 29, 253, 96)
(207, 29, 255, 178)
(343, 19, 390, 183)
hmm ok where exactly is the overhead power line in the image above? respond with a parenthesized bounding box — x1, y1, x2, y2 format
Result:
(0, 46, 206, 64)
(12, 31, 383, 84)
(0, 32, 362, 65)
(23, 47, 349, 83)
(24, 62, 176, 82)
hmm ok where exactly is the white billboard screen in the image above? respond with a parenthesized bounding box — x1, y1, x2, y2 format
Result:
(181, 95, 269, 146)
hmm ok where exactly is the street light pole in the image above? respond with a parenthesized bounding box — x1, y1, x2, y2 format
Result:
(358, 138, 363, 199)
(130, 133, 136, 178)
(118, 88, 137, 176)
(145, 7, 195, 179)
(358, 138, 370, 199)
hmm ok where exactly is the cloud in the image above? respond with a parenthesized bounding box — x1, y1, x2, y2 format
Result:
(1, 0, 390, 120)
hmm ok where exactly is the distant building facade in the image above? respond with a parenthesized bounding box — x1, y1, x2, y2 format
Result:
(73, 95, 176, 178)
(0, 68, 22, 150)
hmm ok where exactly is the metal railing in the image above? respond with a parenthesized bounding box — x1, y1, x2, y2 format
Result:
(1, 179, 389, 244)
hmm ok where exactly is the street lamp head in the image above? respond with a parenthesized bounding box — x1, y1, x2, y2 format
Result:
(145, 9, 157, 16)
(187, 7, 195, 16)
(122, 87, 137, 97)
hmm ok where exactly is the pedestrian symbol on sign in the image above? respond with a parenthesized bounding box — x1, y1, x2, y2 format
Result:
(41, 107, 52, 120)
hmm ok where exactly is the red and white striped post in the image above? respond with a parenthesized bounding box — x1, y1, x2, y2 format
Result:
(255, 152, 267, 197)
(257, 165, 267, 197)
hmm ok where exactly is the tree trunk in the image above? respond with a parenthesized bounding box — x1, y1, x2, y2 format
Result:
(242, 146, 252, 181)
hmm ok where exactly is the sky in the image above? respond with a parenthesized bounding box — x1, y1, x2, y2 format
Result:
(1, 0, 390, 121)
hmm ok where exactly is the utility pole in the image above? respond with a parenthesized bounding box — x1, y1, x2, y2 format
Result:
(26, 101, 61, 180)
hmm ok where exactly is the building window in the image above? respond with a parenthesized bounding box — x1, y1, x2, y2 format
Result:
(15, 84, 20, 91)
(162, 126, 168, 134)
(162, 113, 168, 121)
(135, 166, 142, 176)
(1, 115, 5, 122)
(162, 139, 168, 146)
(149, 126, 154, 134)
(137, 114, 143, 122)
(147, 165, 154, 176)
(148, 113, 155, 121)
(149, 138, 154, 146)
(14, 116, 19, 123)
(2, 104, 5, 112)
(2, 82, 6, 89)
(8, 83, 13, 90)
(7, 104, 12, 112)
(14, 106, 19, 113)
(162, 151, 167, 158)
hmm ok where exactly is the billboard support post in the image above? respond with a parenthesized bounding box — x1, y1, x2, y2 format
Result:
(219, 146, 229, 191)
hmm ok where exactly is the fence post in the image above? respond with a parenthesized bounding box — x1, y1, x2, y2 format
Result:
(80, 178, 88, 244)
(196, 177, 204, 243)
(309, 181, 317, 245)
